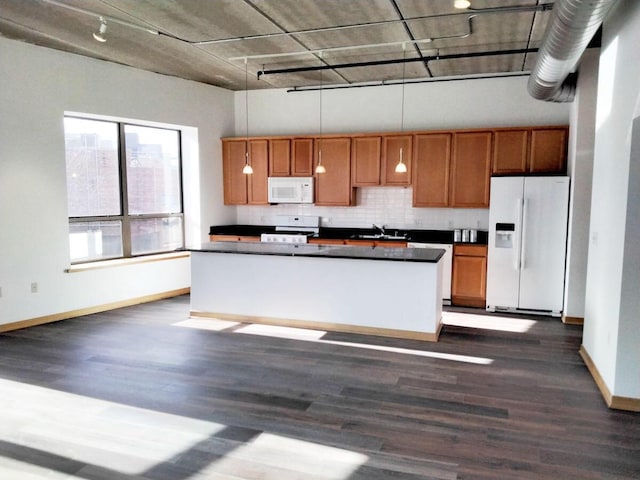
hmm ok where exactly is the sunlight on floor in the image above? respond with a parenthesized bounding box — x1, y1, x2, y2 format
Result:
(0, 378, 226, 475)
(232, 323, 494, 365)
(442, 311, 537, 333)
(0, 377, 369, 479)
(173, 317, 240, 331)
(198, 433, 369, 479)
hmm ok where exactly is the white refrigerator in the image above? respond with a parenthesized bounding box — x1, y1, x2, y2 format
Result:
(486, 176, 569, 316)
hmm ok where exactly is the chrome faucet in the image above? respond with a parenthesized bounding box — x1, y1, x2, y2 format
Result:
(373, 223, 386, 235)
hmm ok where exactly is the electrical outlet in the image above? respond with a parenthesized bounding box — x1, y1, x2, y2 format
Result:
(31, 282, 38, 293)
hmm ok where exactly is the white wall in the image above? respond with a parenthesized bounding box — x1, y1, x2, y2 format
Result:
(563, 49, 599, 319)
(583, 0, 640, 399)
(0, 38, 234, 326)
(233, 76, 569, 228)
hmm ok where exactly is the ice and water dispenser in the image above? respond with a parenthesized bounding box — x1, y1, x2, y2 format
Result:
(495, 223, 515, 248)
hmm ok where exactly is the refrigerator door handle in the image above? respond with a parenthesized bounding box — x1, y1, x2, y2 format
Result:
(514, 198, 523, 270)
(521, 198, 528, 269)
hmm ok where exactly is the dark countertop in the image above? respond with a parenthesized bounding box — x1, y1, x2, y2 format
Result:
(188, 242, 445, 263)
(209, 225, 488, 245)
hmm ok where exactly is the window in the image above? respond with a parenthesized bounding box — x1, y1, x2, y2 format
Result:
(65, 117, 184, 263)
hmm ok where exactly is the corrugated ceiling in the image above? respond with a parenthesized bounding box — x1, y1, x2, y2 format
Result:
(0, 0, 555, 90)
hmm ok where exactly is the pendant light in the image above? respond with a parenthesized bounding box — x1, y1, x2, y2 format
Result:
(92, 16, 108, 42)
(315, 51, 326, 174)
(242, 57, 253, 175)
(395, 43, 408, 174)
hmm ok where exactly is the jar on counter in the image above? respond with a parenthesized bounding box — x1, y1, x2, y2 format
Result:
(469, 229, 478, 243)
(462, 229, 470, 242)
(454, 229, 462, 242)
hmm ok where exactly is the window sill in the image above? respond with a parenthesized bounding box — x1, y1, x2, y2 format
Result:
(66, 251, 190, 273)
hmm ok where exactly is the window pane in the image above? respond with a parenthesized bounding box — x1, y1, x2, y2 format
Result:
(125, 125, 181, 214)
(64, 118, 120, 217)
(69, 221, 123, 262)
(131, 217, 183, 255)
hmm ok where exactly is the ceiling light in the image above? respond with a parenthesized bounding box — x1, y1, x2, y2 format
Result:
(454, 0, 471, 9)
(92, 17, 107, 42)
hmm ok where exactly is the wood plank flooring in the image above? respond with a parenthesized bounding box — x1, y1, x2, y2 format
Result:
(0, 295, 639, 479)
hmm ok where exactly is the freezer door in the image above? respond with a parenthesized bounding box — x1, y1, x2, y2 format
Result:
(518, 177, 570, 311)
(486, 177, 525, 309)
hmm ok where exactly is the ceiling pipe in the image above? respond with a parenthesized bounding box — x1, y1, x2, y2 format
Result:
(528, 0, 618, 102)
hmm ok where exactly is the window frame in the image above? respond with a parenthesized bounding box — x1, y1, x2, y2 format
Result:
(66, 116, 185, 264)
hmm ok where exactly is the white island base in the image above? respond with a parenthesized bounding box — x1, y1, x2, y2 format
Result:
(190, 250, 443, 341)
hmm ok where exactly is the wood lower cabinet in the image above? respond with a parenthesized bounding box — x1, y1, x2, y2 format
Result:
(530, 127, 567, 173)
(451, 244, 487, 308)
(413, 133, 451, 207)
(209, 235, 261, 242)
(382, 135, 412, 186)
(315, 137, 354, 206)
(450, 132, 492, 208)
(352, 136, 382, 186)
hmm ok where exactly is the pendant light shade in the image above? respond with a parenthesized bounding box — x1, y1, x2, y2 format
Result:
(395, 148, 407, 173)
(92, 17, 107, 42)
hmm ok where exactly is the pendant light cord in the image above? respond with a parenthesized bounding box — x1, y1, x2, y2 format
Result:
(400, 43, 406, 133)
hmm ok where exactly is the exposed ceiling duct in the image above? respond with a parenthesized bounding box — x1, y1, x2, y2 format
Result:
(528, 0, 618, 102)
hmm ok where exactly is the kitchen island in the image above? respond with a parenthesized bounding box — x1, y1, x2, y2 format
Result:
(189, 242, 445, 341)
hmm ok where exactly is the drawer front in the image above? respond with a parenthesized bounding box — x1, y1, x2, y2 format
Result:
(454, 244, 487, 257)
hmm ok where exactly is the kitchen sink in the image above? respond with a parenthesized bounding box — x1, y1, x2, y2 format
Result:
(353, 233, 408, 241)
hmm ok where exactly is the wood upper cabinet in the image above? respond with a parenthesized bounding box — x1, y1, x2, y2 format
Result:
(222, 139, 268, 205)
(292, 138, 314, 176)
(493, 129, 529, 175)
(352, 136, 382, 186)
(451, 244, 487, 308)
(314, 137, 354, 206)
(222, 140, 248, 205)
(381, 135, 412, 186)
(413, 133, 451, 207)
(492, 126, 568, 175)
(450, 131, 492, 208)
(269, 138, 291, 176)
(530, 127, 567, 173)
(247, 140, 268, 205)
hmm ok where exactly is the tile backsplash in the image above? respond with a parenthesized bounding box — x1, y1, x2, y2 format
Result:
(237, 187, 489, 230)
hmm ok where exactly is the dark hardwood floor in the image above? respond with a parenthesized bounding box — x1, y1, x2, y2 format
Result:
(0, 295, 638, 479)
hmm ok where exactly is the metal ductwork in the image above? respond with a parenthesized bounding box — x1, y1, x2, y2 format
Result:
(528, 0, 618, 102)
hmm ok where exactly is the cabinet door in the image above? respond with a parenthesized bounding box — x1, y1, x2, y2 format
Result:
(450, 132, 492, 208)
(247, 140, 269, 205)
(314, 138, 354, 206)
(292, 138, 313, 176)
(529, 128, 567, 173)
(451, 245, 487, 308)
(413, 133, 451, 207)
(381, 135, 412, 186)
(493, 129, 529, 175)
(352, 136, 381, 186)
(222, 140, 247, 205)
(269, 139, 291, 176)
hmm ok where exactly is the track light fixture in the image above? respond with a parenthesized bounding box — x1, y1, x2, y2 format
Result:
(454, 0, 471, 9)
(92, 17, 107, 42)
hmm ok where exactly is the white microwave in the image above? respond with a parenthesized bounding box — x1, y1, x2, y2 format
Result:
(268, 177, 314, 204)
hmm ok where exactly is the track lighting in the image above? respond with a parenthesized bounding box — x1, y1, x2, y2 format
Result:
(92, 17, 107, 42)
(454, 0, 471, 9)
